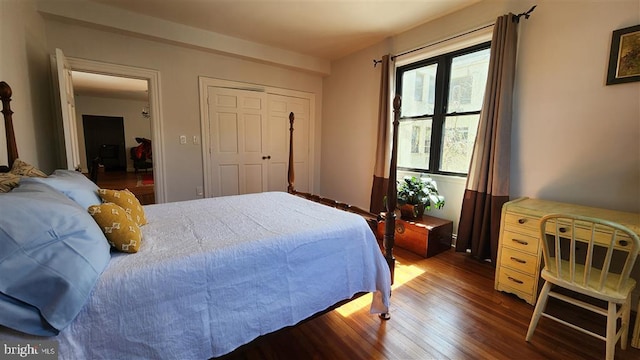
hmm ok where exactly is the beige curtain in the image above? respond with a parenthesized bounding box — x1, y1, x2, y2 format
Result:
(455, 14, 518, 263)
(370, 54, 392, 214)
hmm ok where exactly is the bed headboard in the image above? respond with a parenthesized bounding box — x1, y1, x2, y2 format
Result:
(0, 81, 19, 172)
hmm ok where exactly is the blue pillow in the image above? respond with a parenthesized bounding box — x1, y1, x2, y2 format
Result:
(20, 169, 101, 210)
(0, 182, 111, 336)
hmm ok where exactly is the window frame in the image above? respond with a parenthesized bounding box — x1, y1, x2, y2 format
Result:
(395, 41, 491, 177)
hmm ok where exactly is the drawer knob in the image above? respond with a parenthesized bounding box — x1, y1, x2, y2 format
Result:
(512, 238, 529, 246)
(510, 256, 526, 264)
(619, 240, 629, 247)
(507, 276, 524, 284)
(559, 227, 568, 233)
(518, 218, 527, 224)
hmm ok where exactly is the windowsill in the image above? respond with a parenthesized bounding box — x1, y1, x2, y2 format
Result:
(397, 169, 467, 185)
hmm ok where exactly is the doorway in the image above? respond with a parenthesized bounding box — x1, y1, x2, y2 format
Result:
(71, 72, 154, 204)
(54, 50, 166, 203)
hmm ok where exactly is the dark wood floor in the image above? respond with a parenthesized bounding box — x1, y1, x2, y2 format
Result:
(218, 247, 640, 360)
(95, 170, 155, 205)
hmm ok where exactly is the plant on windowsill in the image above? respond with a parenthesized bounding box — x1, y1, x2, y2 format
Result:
(397, 175, 445, 220)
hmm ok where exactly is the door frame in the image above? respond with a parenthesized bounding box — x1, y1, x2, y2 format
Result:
(198, 77, 316, 198)
(62, 56, 166, 203)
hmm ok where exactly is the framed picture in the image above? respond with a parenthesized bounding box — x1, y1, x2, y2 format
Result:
(606, 24, 640, 85)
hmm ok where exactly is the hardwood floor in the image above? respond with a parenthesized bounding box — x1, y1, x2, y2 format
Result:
(218, 247, 640, 360)
(95, 170, 155, 205)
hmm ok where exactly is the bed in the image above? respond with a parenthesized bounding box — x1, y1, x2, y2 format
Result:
(0, 80, 401, 358)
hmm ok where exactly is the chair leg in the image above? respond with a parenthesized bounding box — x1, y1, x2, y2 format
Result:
(621, 296, 631, 350)
(526, 281, 551, 341)
(606, 301, 617, 360)
(633, 300, 640, 348)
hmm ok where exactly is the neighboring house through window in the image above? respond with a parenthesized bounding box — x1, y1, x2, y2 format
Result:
(395, 42, 491, 176)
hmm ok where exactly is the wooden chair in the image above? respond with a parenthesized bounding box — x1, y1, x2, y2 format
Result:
(526, 213, 640, 360)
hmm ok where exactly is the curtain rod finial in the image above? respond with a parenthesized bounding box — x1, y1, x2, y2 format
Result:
(515, 4, 537, 22)
(373, 59, 382, 68)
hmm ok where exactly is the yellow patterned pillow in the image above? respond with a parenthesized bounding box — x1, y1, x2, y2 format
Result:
(97, 188, 147, 225)
(0, 172, 20, 192)
(88, 203, 142, 253)
(10, 158, 47, 177)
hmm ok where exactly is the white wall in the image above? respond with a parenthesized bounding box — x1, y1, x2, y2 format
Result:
(43, 19, 324, 202)
(322, 0, 640, 234)
(513, 0, 639, 213)
(0, 0, 57, 173)
(321, 40, 390, 210)
(74, 95, 151, 172)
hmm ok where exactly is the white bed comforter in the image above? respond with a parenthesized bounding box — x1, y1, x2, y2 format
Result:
(1, 192, 391, 359)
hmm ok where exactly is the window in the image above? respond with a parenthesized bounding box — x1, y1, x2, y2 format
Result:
(414, 74, 424, 101)
(396, 42, 491, 176)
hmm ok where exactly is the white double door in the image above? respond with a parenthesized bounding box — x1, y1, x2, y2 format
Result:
(207, 87, 310, 196)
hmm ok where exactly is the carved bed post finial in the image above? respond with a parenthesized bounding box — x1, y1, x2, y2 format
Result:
(0, 81, 18, 170)
(287, 112, 295, 194)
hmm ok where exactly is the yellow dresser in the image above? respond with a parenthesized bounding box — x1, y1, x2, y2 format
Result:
(494, 197, 640, 347)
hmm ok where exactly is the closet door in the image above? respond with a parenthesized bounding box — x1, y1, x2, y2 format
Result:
(208, 87, 267, 196)
(266, 94, 310, 193)
(206, 86, 311, 197)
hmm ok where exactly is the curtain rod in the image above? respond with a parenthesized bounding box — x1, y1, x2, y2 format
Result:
(373, 5, 536, 67)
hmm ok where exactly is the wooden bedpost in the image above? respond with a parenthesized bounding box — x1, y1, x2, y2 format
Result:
(378, 94, 400, 321)
(287, 111, 295, 194)
(383, 95, 401, 285)
(0, 81, 18, 171)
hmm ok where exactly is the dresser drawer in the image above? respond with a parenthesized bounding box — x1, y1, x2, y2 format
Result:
(499, 247, 538, 275)
(501, 230, 540, 255)
(498, 267, 535, 295)
(504, 213, 539, 236)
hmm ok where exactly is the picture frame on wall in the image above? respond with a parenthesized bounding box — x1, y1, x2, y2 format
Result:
(606, 24, 640, 85)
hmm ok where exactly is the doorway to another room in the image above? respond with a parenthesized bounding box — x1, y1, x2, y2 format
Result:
(53, 49, 165, 204)
(73, 72, 155, 204)
(81, 112, 155, 204)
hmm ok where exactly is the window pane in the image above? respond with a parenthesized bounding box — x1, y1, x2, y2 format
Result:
(401, 64, 437, 117)
(447, 48, 490, 113)
(398, 119, 432, 170)
(440, 114, 479, 173)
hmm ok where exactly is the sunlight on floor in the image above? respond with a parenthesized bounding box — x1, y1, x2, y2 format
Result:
(336, 263, 426, 317)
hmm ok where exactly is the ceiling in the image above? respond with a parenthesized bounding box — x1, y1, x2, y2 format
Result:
(90, 0, 480, 61)
(71, 0, 481, 99)
(72, 71, 149, 101)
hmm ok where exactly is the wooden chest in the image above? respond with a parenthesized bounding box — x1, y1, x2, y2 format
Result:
(378, 215, 453, 258)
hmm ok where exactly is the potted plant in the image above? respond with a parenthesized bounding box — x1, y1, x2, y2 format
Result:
(397, 175, 445, 220)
